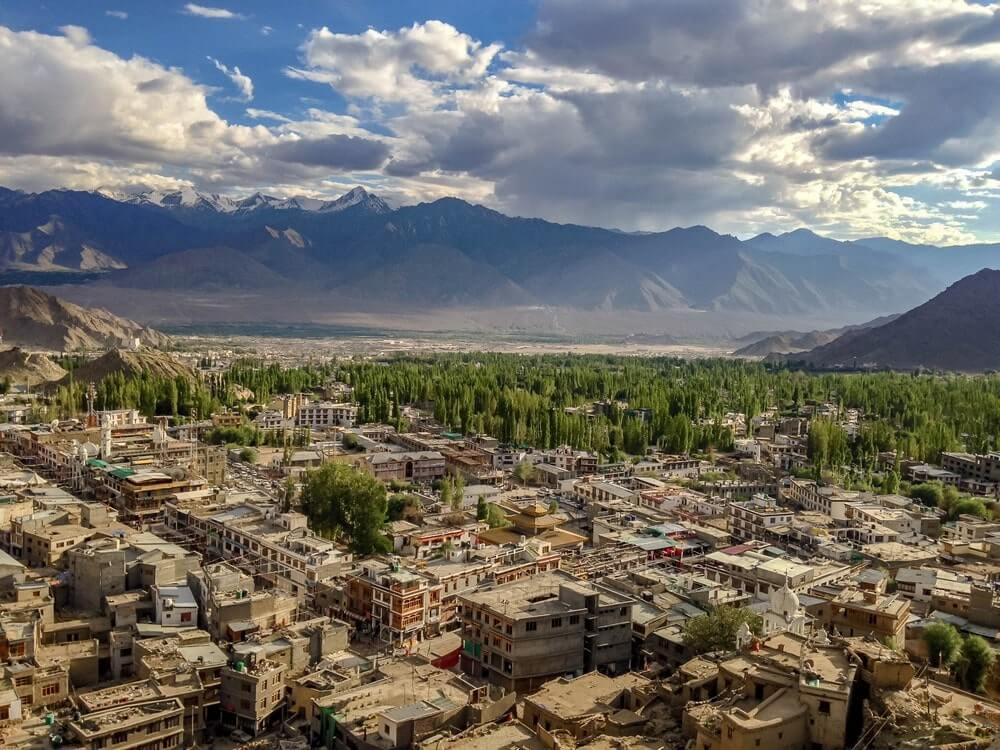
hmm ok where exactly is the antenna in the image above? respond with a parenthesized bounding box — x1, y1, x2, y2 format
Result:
(86, 382, 97, 428)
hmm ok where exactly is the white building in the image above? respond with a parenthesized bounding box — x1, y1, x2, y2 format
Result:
(295, 402, 358, 429)
(152, 584, 198, 629)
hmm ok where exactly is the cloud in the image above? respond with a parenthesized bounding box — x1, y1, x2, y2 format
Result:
(58, 25, 91, 47)
(0, 24, 271, 173)
(208, 56, 254, 101)
(182, 4, 245, 20)
(260, 25, 273, 36)
(269, 134, 390, 170)
(105, 10, 128, 20)
(8, 3, 1000, 244)
(246, 108, 291, 123)
(288, 20, 502, 106)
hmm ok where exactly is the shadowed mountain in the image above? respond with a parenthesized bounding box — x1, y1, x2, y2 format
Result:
(0, 186, 993, 329)
(782, 269, 1000, 371)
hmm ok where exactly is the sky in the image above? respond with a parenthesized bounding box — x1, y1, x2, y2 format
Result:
(4, 1, 1000, 243)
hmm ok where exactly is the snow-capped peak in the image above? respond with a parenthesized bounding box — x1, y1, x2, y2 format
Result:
(318, 186, 390, 214)
(118, 185, 389, 214)
(128, 188, 240, 213)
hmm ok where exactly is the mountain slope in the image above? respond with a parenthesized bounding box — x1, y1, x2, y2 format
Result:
(64, 348, 194, 384)
(785, 269, 1000, 371)
(0, 347, 67, 385)
(0, 286, 170, 351)
(732, 315, 899, 356)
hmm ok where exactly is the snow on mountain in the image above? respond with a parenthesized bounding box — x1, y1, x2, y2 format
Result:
(317, 186, 390, 214)
(120, 186, 388, 214)
(128, 187, 239, 213)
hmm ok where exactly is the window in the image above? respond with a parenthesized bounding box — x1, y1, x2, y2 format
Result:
(525, 621, 537, 632)
(181, 612, 192, 623)
(569, 615, 580, 625)
(551, 618, 562, 628)
(41, 684, 60, 697)
(619, 607, 628, 616)
(818, 700, 831, 715)
(112, 731, 129, 744)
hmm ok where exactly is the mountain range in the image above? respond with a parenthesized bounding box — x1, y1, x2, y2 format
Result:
(731, 315, 899, 357)
(0, 185, 997, 334)
(777, 269, 1000, 371)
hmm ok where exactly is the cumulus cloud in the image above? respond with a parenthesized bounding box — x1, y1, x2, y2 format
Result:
(208, 57, 254, 101)
(0, 25, 398, 198)
(287, 21, 502, 106)
(183, 4, 244, 20)
(7, 2, 1000, 243)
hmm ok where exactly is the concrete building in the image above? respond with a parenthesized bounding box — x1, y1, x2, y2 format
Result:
(152, 585, 198, 629)
(67, 697, 184, 750)
(220, 655, 287, 736)
(726, 496, 793, 543)
(521, 672, 652, 741)
(808, 585, 910, 644)
(362, 450, 446, 483)
(458, 571, 632, 694)
(296, 402, 358, 430)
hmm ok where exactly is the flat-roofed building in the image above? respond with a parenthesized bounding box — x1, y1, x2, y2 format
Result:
(296, 402, 358, 429)
(220, 656, 287, 736)
(458, 571, 631, 694)
(67, 697, 184, 750)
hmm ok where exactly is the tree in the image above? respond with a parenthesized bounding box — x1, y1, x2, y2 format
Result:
(548, 499, 559, 514)
(909, 482, 944, 508)
(949, 497, 989, 521)
(281, 477, 296, 513)
(476, 495, 488, 521)
(387, 494, 422, 522)
(485, 503, 510, 529)
(879, 469, 900, 495)
(300, 463, 391, 555)
(452, 474, 466, 509)
(440, 479, 453, 510)
(238, 447, 257, 464)
(682, 606, 763, 655)
(513, 461, 536, 486)
(922, 622, 962, 667)
(955, 635, 995, 692)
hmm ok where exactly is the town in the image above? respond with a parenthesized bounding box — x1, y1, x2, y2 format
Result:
(0, 351, 995, 750)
